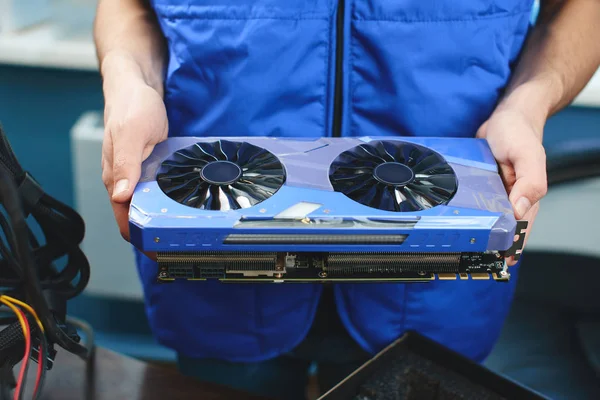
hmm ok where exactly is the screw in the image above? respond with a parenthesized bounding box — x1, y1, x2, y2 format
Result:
(453, 210, 459, 215)
(260, 208, 266, 213)
(418, 271, 426, 276)
(154, 237, 160, 243)
(500, 270, 508, 277)
(158, 271, 168, 279)
(470, 238, 476, 244)
(323, 209, 331, 214)
(143, 188, 150, 193)
(274, 273, 283, 279)
(161, 208, 168, 213)
(318, 271, 327, 278)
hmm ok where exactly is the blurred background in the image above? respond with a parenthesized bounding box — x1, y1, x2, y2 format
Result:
(0, 1, 598, 399)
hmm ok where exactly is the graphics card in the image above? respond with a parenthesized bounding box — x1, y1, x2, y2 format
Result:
(129, 137, 527, 283)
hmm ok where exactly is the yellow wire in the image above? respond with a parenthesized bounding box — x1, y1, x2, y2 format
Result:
(0, 298, 28, 340)
(0, 295, 44, 333)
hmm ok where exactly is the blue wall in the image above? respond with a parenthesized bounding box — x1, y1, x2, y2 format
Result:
(1, 63, 599, 361)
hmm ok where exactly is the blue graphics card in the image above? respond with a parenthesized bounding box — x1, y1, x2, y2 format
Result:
(129, 137, 527, 283)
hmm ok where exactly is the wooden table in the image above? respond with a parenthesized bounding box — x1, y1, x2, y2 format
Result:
(21, 346, 268, 400)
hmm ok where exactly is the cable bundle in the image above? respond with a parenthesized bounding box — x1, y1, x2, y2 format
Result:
(0, 124, 94, 399)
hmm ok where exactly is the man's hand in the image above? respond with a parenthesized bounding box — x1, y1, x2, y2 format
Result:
(476, 106, 547, 266)
(475, 0, 600, 264)
(94, 0, 168, 242)
(101, 58, 168, 241)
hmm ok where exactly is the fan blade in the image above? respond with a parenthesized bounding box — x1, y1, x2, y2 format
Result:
(232, 181, 272, 202)
(408, 181, 450, 204)
(190, 182, 210, 208)
(338, 177, 376, 195)
(202, 186, 222, 210)
(330, 170, 372, 182)
(243, 174, 284, 190)
(157, 171, 199, 181)
(162, 177, 199, 194)
(175, 148, 212, 163)
(243, 156, 284, 174)
(414, 173, 457, 192)
(378, 186, 398, 211)
(374, 141, 396, 162)
(393, 187, 408, 209)
(401, 186, 434, 210)
(220, 186, 243, 210)
(242, 152, 277, 171)
(174, 184, 201, 206)
(161, 160, 203, 169)
(355, 183, 380, 207)
(403, 146, 422, 167)
(228, 186, 259, 207)
(356, 144, 387, 163)
(412, 152, 447, 173)
(330, 163, 375, 175)
(235, 143, 270, 166)
(335, 153, 380, 169)
(194, 143, 219, 161)
(219, 140, 242, 162)
(214, 140, 229, 160)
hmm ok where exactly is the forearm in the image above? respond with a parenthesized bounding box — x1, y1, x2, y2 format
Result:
(94, 0, 166, 95)
(498, 0, 600, 131)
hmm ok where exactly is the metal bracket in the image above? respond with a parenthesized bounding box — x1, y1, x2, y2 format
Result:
(505, 220, 528, 261)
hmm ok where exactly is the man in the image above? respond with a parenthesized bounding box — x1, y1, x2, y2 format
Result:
(94, 0, 600, 398)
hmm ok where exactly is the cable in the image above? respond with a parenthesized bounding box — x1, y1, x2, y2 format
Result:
(0, 162, 89, 359)
(0, 296, 47, 400)
(0, 297, 43, 333)
(0, 301, 30, 400)
(0, 124, 94, 400)
(32, 330, 47, 400)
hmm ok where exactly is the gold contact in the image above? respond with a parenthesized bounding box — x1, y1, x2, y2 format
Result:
(492, 273, 509, 281)
(459, 273, 469, 280)
(470, 273, 490, 280)
(437, 273, 457, 280)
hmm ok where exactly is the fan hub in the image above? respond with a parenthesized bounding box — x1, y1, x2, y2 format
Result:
(200, 161, 242, 185)
(373, 162, 414, 186)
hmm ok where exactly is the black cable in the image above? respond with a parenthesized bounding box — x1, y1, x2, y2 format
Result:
(0, 125, 91, 359)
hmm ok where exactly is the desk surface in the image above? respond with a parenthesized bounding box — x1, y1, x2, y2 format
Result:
(24, 346, 266, 400)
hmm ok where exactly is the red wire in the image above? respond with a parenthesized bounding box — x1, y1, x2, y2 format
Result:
(33, 345, 43, 396)
(13, 308, 31, 400)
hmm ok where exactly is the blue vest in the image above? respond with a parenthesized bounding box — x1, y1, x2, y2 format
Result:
(138, 0, 533, 362)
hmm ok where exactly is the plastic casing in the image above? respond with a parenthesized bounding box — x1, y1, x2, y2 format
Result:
(129, 137, 516, 253)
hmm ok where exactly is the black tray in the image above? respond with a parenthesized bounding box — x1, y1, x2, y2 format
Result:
(318, 332, 548, 400)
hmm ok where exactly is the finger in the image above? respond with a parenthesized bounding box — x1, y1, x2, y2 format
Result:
(111, 200, 131, 242)
(507, 145, 547, 219)
(110, 124, 147, 204)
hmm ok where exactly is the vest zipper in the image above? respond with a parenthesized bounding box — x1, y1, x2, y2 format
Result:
(331, 0, 345, 138)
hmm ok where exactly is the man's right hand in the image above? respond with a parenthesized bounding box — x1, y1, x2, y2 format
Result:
(100, 54, 168, 241)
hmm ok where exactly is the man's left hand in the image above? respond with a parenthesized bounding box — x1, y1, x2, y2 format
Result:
(476, 106, 547, 266)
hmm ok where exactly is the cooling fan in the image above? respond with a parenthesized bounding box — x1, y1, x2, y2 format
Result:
(329, 141, 458, 212)
(156, 140, 285, 210)
(129, 136, 528, 283)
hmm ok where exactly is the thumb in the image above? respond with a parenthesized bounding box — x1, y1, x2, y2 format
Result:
(507, 146, 547, 219)
(111, 139, 145, 204)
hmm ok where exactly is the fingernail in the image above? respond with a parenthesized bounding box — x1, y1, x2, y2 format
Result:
(515, 197, 531, 219)
(113, 179, 129, 197)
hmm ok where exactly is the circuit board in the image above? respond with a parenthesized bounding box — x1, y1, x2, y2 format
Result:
(156, 252, 509, 283)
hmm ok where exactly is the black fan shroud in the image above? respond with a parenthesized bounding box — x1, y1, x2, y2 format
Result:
(156, 140, 286, 210)
(329, 141, 458, 212)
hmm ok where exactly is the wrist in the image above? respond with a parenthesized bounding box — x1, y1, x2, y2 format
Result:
(100, 50, 164, 97)
(496, 72, 564, 130)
